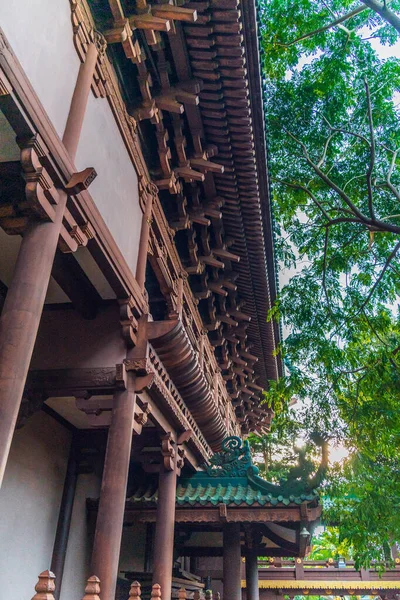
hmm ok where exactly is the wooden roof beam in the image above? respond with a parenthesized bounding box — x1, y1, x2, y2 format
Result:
(129, 14, 172, 32)
(152, 4, 198, 23)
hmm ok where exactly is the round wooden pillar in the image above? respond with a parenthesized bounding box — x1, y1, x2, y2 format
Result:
(91, 386, 136, 600)
(223, 523, 242, 600)
(62, 42, 98, 162)
(152, 453, 178, 600)
(0, 190, 68, 486)
(136, 190, 153, 292)
(245, 551, 259, 600)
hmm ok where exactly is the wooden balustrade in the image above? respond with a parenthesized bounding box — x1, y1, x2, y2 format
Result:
(30, 572, 102, 600)
(30, 571, 205, 600)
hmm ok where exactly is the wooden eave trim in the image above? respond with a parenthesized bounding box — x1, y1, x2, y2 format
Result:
(123, 503, 321, 522)
(182, 1, 282, 386)
(125, 504, 316, 523)
(240, 0, 282, 376)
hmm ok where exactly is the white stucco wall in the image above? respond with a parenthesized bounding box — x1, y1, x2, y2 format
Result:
(75, 92, 142, 273)
(0, 0, 80, 137)
(0, 0, 142, 274)
(0, 412, 71, 599)
(60, 473, 101, 600)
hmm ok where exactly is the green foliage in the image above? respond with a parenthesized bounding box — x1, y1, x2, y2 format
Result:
(256, 0, 400, 567)
(248, 409, 304, 481)
(307, 526, 353, 560)
(324, 453, 400, 569)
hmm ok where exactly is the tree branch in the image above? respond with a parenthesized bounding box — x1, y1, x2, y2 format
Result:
(365, 79, 376, 220)
(317, 132, 337, 168)
(385, 147, 400, 202)
(325, 217, 363, 226)
(356, 239, 400, 314)
(360, 0, 400, 34)
(272, 178, 332, 221)
(285, 129, 400, 235)
(285, 129, 369, 223)
(322, 227, 335, 316)
(281, 5, 368, 47)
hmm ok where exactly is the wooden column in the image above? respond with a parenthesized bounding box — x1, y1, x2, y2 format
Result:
(0, 190, 67, 486)
(152, 437, 179, 600)
(51, 437, 78, 600)
(62, 42, 99, 162)
(223, 523, 242, 600)
(91, 382, 136, 600)
(245, 551, 259, 600)
(136, 188, 154, 292)
(0, 42, 99, 487)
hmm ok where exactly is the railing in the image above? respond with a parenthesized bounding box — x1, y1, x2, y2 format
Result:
(29, 572, 214, 600)
(258, 557, 400, 571)
(255, 557, 400, 588)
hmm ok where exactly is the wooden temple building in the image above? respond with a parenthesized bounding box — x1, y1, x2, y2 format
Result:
(0, 0, 332, 599)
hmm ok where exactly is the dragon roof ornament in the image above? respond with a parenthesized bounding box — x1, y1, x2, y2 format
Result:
(200, 435, 328, 497)
(202, 436, 253, 477)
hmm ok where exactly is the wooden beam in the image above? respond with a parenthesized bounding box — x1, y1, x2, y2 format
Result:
(52, 251, 102, 320)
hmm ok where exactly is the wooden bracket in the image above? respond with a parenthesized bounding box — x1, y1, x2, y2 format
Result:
(135, 372, 154, 392)
(161, 432, 175, 471)
(219, 503, 228, 522)
(177, 429, 192, 445)
(65, 167, 97, 194)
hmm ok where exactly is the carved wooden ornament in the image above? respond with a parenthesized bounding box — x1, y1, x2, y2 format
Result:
(81, 575, 101, 600)
(31, 570, 56, 600)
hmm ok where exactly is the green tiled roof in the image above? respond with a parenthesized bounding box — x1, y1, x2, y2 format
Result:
(128, 476, 317, 508)
(127, 437, 320, 508)
(176, 479, 317, 506)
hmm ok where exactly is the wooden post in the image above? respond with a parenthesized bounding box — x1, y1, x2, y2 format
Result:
(91, 382, 136, 600)
(245, 551, 259, 600)
(152, 438, 178, 600)
(0, 42, 99, 487)
(136, 188, 154, 292)
(0, 189, 67, 487)
(31, 570, 56, 600)
(223, 523, 242, 600)
(62, 42, 99, 162)
(81, 575, 101, 600)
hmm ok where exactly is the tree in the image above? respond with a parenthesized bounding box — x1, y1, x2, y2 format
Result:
(324, 452, 400, 568)
(248, 410, 303, 479)
(307, 526, 353, 560)
(255, 0, 400, 566)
